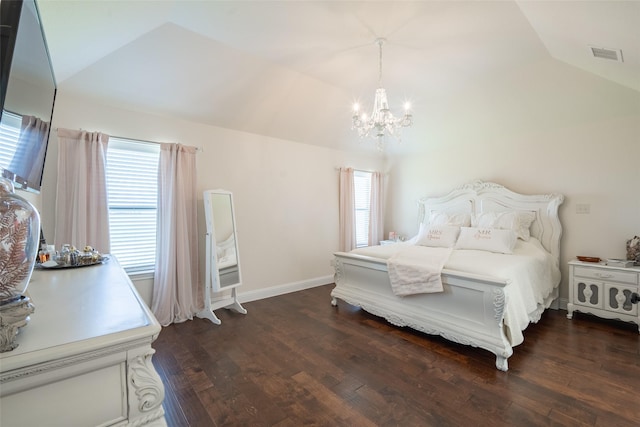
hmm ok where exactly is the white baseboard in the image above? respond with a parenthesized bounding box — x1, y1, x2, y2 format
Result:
(238, 275, 334, 303)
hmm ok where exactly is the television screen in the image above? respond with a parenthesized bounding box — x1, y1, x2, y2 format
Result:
(0, 0, 56, 194)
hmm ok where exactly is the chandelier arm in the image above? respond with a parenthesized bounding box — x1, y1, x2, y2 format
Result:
(378, 39, 383, 88)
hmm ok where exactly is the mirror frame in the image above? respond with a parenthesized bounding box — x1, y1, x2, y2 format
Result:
(203, 189, 242, 292)
(0, 0, 57, 193)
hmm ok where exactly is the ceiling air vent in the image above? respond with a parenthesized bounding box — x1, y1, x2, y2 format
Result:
(589, 46, 624, 62)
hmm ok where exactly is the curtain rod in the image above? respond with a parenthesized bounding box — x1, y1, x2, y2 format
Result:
(109, 135, 204, 152)
(55, 128, 202, 152)
(110, 135, 204, 153)
(335, 167, 384, 174)
(112, 135, 204, 153)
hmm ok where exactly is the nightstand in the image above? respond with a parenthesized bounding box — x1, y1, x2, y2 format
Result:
(567, 260, 640, 332)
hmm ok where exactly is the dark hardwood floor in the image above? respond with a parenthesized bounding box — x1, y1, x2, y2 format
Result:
(152, 284, 640, 427)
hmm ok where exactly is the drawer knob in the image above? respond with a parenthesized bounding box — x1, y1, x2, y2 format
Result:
(584, 286, 593, 299)
(595, 273, 613, 279)
(615, 292, 626, 305)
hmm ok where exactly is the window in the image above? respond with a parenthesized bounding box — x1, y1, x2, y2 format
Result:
(105, 138, 160, 274)
(354, 170, 372, 248)
(0, 111, 22, 172)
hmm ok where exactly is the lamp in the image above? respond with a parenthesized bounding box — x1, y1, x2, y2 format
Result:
(352, 38, 412, 151)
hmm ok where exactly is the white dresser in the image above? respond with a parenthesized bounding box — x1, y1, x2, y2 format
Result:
(0, 258, 166, 426)
(567, 260, 640, 332)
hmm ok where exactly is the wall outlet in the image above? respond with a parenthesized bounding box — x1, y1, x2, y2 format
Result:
(576, 203, 591, 214)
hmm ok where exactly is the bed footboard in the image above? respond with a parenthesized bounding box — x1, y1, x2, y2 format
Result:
(332, 252, 513, 371)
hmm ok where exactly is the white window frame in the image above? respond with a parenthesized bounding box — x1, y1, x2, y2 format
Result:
(105, 137, 160, 275)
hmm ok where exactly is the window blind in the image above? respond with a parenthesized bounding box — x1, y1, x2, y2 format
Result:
(354, 170, 372, 248)
(0, 112, 22, 172)
(106, 138, 160, 273)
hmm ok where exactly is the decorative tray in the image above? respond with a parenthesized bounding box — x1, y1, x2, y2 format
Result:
(576, 256, 601, 263)
(36, 256, 109, 269)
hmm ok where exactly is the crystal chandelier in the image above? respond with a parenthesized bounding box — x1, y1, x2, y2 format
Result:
(352, 38, 412, 151)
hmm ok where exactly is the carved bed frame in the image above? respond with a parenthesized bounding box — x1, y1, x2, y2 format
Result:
(331, 181, 564, 371)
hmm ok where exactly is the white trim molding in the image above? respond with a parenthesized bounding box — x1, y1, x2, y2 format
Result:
(238, 275, 333, 303)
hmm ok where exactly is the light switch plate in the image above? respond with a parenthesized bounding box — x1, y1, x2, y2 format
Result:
(576, 203, 591, 214)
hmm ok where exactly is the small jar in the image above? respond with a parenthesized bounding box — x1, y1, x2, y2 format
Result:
(60, 244, 72, 265)
(38, 250, 49, 263)
(69, 250, 79, 266)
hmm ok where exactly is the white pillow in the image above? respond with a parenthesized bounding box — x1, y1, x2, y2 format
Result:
(473, 211, 535, 241)
(415, 224, 460, 248)
(428, 211, 471, 227)
(455, 227, 517, 254)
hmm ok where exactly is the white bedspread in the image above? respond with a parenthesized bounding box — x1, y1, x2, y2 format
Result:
(350, 238, 560, 346)
(387, 246, 452, 296)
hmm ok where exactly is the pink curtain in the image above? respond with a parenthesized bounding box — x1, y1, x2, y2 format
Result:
(152, 143, 199, 326)
(368, 171, 385, 246)
(54, 129, 110, 253)
(9, 115, 49, 185)
(338, 167, 355, 252)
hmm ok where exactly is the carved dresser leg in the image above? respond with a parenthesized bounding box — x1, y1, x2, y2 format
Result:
(128, 349, 167, 426)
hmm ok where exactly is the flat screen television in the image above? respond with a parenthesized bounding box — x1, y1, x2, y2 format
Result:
(0, 0, 56, 194)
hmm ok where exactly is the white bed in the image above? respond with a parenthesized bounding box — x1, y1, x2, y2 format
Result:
(331, 180, 564, 371)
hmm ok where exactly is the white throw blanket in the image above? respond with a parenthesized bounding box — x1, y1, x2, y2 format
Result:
(386, 246, 453, 296)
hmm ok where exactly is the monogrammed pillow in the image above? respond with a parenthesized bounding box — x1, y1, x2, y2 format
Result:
(415, 224, 461, 248)
(455, 227, 517, 254)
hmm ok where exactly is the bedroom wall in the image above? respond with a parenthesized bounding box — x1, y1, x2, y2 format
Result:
(21, 57, 638, 312)
(36, 91, 384, 307)
(384, 59, 640, 306)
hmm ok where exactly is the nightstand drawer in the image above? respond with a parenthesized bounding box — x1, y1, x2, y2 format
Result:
(573, 266, 638, 285)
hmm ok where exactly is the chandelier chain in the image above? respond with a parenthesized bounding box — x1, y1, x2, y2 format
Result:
(378, 39, 383, 88)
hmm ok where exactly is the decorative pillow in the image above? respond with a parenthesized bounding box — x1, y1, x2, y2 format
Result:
(473, 210, 535, 241)
(415, 224, 460, 248)
(428, 211, 471, 227)
(455, 227, 517, 254)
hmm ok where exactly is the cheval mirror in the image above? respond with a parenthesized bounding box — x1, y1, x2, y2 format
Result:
(196, 189, 247, 325)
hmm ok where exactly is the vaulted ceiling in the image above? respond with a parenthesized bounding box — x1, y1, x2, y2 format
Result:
(37, 1, 640, 153)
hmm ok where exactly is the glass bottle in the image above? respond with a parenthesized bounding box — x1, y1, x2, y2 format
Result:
(0, 177, 41, 304)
